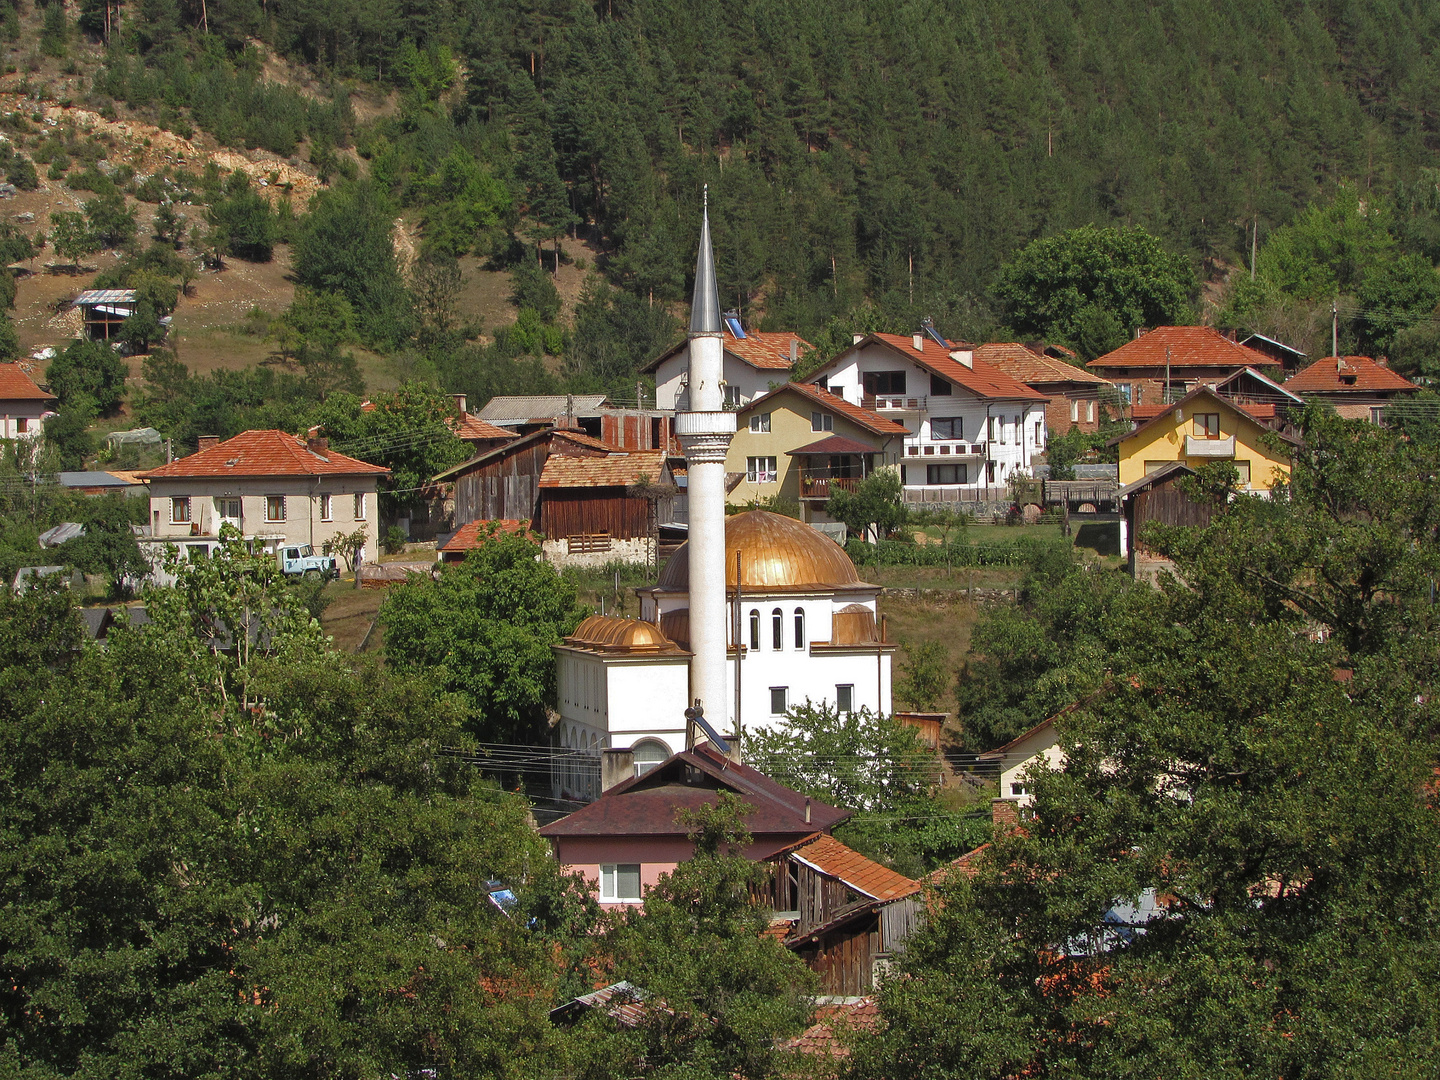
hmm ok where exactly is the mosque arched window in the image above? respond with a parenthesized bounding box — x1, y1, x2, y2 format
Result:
(794, 608, 805, 649)
(772, 608, 783, 651)
(749, 609, 760, 650)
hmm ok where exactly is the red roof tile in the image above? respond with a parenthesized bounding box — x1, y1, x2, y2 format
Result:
(439, 519, 537, 551)
(973, 342, 1111, 387)
(780, 998, 880, 1059)
(1088, 326, 1279, 371)
(1283, 355, 1419, 394)
(924, 843, 990, 885)
(452, 414, 515, 441)
(855, 333, 1048, 401)
(745, 382, 910, 437)
(140, 430, 390, 479)
(643, 327, 811, 374)
(790, 833, 921, 901)
(0, 363, 54, 401)
(537, 449, 666, 488)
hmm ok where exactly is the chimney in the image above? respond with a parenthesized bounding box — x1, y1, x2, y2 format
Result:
(912, 332, 924, 351)
(992, 797, 1021, 831)
(197, 435, 219, 453)
(308, 436, 329, 454)
(804, 797, 811, 824)
(852, 332, 865, 345)
(601, 748, 636, 792)
(949, 348, 974, 369)
(453, 393, 467, 415)
(789, 337, 799, 364)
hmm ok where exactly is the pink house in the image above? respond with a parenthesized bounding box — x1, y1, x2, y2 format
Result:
(537, 743, 849, 906)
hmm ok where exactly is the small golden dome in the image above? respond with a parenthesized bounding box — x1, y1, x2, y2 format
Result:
(831, 603, 879, 644)
(566, 615, 682, 654)
(657, 511, 863, 592)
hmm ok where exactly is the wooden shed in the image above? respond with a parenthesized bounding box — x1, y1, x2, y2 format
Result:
(536, 450, 668, 548)
(432, 426, 614, 530)
(763, 834, 923, 995)
(1118, 462, 1212, 581)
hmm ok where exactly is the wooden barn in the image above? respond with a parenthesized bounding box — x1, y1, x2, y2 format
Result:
(537, 449, 671, 564)
(433, 426, 614, 528)
(763, 834, 923, 995)
(1118, 462, 1211, 582)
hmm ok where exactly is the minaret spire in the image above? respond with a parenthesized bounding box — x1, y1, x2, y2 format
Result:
(676, 186, 737, 753)
(690, 184, 721, 335)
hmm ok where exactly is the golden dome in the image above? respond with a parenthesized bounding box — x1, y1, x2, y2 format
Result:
(657, 511, 863, 593)
(831, 604, 879, 645)
(566, 615, 683, 654)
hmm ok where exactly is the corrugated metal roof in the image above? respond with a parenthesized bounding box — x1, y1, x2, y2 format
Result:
(476, 395, 608, 422)
(72, 289, 137, 306)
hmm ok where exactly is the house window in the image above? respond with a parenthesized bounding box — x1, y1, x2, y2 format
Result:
(218, 497, 241, 521)
(794, 608, 805, 649)
(836, 684, 854, 713)
(354, 493, 366, 520)
(749, 412, 771, 433)
(930, 416, 964, 440)
(772, 608, 783, 651)
(749, 609, 760, 650)
(746, 457, 777, 483)
(927, 463, 967, 485)
(171, 497, 191, 524)
(1034, 421, 1044, 445)
(1116, 383, 1133, 404)
(811, 411, 833, 432)
(863, 371, 906, 395)
(1371, 406, 1386, 425)
(1087, 400, 1096, 423)
(1070, 399, 1079, 423)
(632, 740, 669, 776)
(930, 374, 952, 396)
(599, 864, 642, 903)
(16, 417, 27, 433)
(1144, 460, 1170, 475)
(265, 495, 286, 522)
(987, 416, 998, 441)
(770, 687, 789, 715)
(1010, 782, 1029, 797)
(1193, 413, 1221, 438)
(1234, 460, 1252, 487)
(319, 493, 332, 521)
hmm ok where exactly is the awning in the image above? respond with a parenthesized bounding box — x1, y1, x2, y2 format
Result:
(791, 435, 879, 456)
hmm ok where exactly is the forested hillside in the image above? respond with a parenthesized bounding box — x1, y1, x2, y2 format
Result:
(100, 0, 1440, 344)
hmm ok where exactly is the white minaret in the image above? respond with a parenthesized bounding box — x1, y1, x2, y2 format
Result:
(675, 188, 735, 735)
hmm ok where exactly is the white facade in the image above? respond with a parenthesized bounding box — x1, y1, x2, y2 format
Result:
(810, 334, 1046, 495)
(0, 407, 49, 440)
(144, 477, 381, 563)
(653, 343, 789, 412)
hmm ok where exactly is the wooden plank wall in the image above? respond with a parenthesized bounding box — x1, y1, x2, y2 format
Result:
(810, 916, 882, 996)
(1134, 487, 1215, 533)
(795, 861, 858, 934)
(539, 489, 650, 540)
(451, 436, 609, 528)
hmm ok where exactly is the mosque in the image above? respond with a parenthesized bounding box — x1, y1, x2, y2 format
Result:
(551, 200, 895, 802)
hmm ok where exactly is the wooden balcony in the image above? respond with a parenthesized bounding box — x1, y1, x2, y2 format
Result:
(800, 472, 862, 500)
(863, 395, 929, 412)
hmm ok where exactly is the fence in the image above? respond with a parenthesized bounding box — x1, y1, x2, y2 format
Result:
(845, 536, 1072, 569)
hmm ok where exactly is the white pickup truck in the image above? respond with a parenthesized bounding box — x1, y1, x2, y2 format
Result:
(278, 544, 339, 580)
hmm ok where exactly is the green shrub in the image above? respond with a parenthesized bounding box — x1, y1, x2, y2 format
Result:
(382, 525, 408, 555)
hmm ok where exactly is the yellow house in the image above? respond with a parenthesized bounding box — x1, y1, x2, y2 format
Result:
(1111, 386, 1296, 493)
(728, 383, 908, 522)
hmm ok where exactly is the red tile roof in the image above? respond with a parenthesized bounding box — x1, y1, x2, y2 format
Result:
(0, 363, 54, 401)
(973, 342, 1111, 387)
(1114, 386, 1304, 450)
(439, 519, 537, 551)
(850, 333, 1048, 401)
(538, 449, 666, 488)
(140, 430, 390, 479)
(745, 381, 910, 437)
(780, 997, 880, 1059)
(452, 414, 515, 441)
(1088, 326, 1279, 371)
(1283, 355, 1419, 394)
(924, 843, 990, 885)
(643, 327, 811, 374)
(789, 833, 921, 902)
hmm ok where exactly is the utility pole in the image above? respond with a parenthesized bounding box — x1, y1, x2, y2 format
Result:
(1165, 347, 1172, 405)
(1251, 216, 1257, 280)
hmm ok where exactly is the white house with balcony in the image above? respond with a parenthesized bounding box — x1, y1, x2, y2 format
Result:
(138, 430, 390, 568)
(643, 314, 811, 412)
(803, 328, 1049, 499)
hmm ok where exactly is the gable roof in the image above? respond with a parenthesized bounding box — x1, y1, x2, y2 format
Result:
(742, 381, 910, 437)
(790, 434, 882, 456)
(785, 833, 921, 902)
(1116, 461, 1197, 499)
(430, 426, 614, 482)
(1211, 366, 1306, 405)
(972, 342, 1111, 387)
(537, 743, 849, 839)
(1111, 385, 1304, 450)
(811, 333, 1047, 402)
(1088, 326, 1279, 372)
(1283, 355, 1419, 394)
(538, 449, 666, 488)
(140, 430, 390, 479)
(1239, 332, 1308, 364)
(476, 394, 608, 423)
(642, 327, 812, 375)
(452, 414, 515, 441)
(0, 363, 54, 402)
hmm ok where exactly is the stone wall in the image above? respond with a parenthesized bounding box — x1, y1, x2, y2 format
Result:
(542, 536, 652, 569)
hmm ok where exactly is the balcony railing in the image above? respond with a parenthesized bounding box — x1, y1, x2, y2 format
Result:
(1185, 434, 1236, 457)
(863, 394, 930, 412)
(799, 472, 862, 500)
